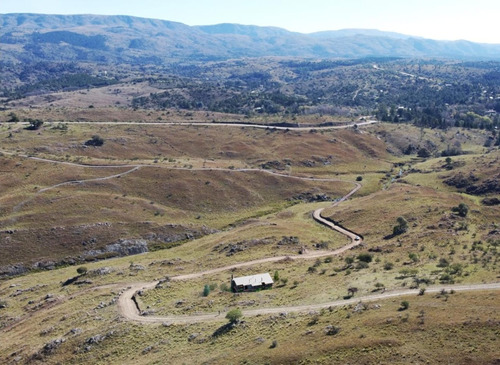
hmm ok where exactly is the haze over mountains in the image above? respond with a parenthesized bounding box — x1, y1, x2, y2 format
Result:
(2, 13, 500, 64)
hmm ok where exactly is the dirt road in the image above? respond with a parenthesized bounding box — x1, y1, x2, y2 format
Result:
(119, 282, 500, 324)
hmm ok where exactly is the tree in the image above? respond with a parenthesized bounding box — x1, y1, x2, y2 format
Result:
(273, 270, 279, 282)
(85, 135, 104, 146)
(203, 284, 210, 297)
(226, 308, 242, 324)
(417, 147, 431, 158)
(356, 176, 363, 181)
(25, 119, 43, 130)
(7, 112, 19, 123)
(399, 301, 410, 311)
(393, 216, 408, 236)
(452, 203, 469, 217)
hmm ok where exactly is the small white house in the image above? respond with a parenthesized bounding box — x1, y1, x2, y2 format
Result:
(231, 273, 273, 292)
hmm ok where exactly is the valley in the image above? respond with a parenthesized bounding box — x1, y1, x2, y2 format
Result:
(0, 12, 499, 365)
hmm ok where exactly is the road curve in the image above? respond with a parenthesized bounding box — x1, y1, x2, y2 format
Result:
(119, 282, 500, 324)
(116, 179, 366, 324)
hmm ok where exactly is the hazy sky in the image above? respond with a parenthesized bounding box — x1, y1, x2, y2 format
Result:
(1, 0, 499, 44)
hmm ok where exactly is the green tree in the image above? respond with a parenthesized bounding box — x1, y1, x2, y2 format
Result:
(226, 308, 242, 324)
(452, 203, 469, 217)
(417, 147, 431, 158)
(203, 284, 210, 297)
(25, 119, 43, 130)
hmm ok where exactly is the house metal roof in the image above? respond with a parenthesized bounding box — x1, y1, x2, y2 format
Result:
(232, 273, 273, 287)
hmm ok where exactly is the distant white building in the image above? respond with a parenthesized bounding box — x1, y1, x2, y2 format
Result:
(231, 273, 273, 292)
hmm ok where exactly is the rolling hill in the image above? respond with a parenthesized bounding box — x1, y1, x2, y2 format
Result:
(2, 13, 500, 64)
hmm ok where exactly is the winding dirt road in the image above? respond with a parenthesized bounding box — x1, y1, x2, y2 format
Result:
(3, 120, 498, 325)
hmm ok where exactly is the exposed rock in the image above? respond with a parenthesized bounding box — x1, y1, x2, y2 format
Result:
(325, 325, 341, 336)
(0, 264, 28, 278)
(291, 192, 332, 202)
(41, 338, 65, 355)
(105, 239, 148, 256)
(353, 301, 367, 313)
(278, 236, 300, 245)
(188, 333, 201, 342)
(260, 160, 287, 170)
(215, 237, 275, 256)
(88, 267, 114, 276)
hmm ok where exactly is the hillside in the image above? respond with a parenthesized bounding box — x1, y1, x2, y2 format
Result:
(2, 13, 500, 65)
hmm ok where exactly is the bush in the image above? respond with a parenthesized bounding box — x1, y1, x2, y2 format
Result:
(357, 253, 373, 263)
(393, 216, 408, 236)
(399, 301, 409, 311)
(25, 118, 43, 130)
(226, 308, 242, 324)
(452, 203, 469, 217)
(384, 262, 394, 270)
(85, 135, 104, 146)
(203, 284, 210, 297)
(417, 147, 431, 158)
(76, 266, 88, 275)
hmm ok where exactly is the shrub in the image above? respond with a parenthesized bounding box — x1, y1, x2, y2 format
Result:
(25, 118, 43, 130)
(85, 135, 104, 146)
(399, 301, 410, 311)
(273, 270, 279, 281)
(452, 203, 469, 217)
(393, 217, 408, 236)
(384, 262, 394, 270)
(226, 308, 242, 324)
(203, 284, 210, 297)
(408, 253, 419, 263)
(437, 258, 449, 267)
(76, 266, 88, 275)
(417, 147, 431, 158)
(357, 253, 373, 263)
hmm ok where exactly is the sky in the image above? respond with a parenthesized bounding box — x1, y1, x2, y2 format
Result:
(1, 0, 500, 44)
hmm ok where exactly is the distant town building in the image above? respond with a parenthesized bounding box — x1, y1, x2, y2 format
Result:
(231, 273, 273, 292)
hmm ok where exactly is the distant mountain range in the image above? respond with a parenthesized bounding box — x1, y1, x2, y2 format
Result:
(2, 13, 500, 64)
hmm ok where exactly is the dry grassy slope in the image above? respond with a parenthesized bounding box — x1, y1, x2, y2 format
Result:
(0, 262, 498, 365)
(0, 121, 389, 167)
(0, 118, 498, 364)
